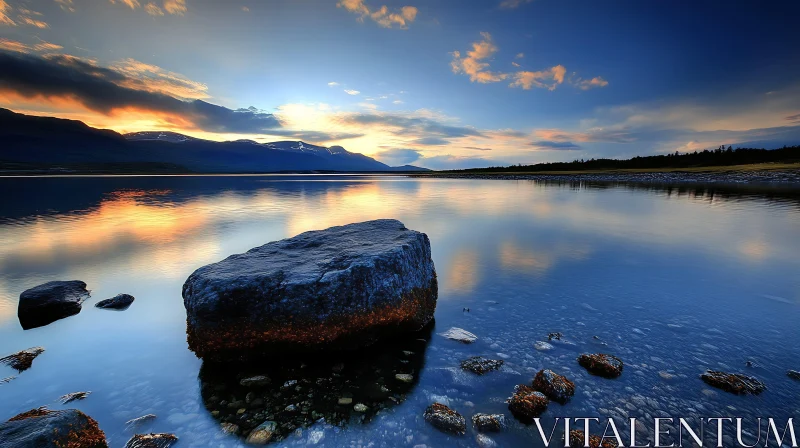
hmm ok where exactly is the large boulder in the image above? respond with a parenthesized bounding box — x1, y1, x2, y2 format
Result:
(508, 385, 549, 424)
(532, 369, 575, 404)
(0, 407, 107, 448)
(423, 403, 466, 435)
(700, 370, 765, 395)
(18, 280, 90, 329)
(182, 219, 437, 362)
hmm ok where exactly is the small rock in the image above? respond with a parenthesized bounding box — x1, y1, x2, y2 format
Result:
(534, 341, 554, 351)
(508, 385, 548, 424)
(125, 414, 157, 430)
(247, 421, 278, 444)
(18, 280, 90, 329)
(95, 293, 135, 310)
(476, 433, 498, 448)
(0, 407, 107, 447)
(0, 376, 14, 385)
(569, 429, 619, 448)
(284, 404, 298, 413)
(460, 356, 504, 375)
(577, 353, 624, 378)
(221, 422, 239, 435)
(472, 413, 504, 432)
(548, 332, 563, 341)
(439, 327, 477, 343)
(532, 369, 575, 404)
(423, 403, 466, 435)
(0, 347, 45, 372)
(338, 397, 353, 405)
(700, 370, 765, 395)
(125, 433, 178, 448)
(240, 375, 271, 387)
(354, 403, 368, 412)
(395, 373, 414, 383)
(282, 380, 298, 389)
(59, 391, 91, 404)
(788, 370, 800, 380)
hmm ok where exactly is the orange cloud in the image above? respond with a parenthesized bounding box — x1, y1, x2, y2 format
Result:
(144, 2, 164, 15)
(110, 0, 141, 9)
(0, 38, 62, 53)
(112, 58, 209, 99)
(576, 76, 609, 90)
(55, 0, 76, 12)
(18, 16, 48, 28)
(337, 0, 418, 29)
(510, 65, 566, 90)
(164, 0, 186, 15)
(450, 32, 509, 83)
(0, 0, 15, 25)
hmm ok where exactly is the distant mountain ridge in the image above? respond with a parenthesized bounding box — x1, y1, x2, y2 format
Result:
(0, 109, 429, 174)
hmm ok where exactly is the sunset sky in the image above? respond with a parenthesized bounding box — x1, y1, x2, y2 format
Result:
(1, 0, 799, 169)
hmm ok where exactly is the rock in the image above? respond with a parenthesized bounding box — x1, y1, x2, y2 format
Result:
(577, 353, 624, 378)
(507, 385, 549, 423)
(423, 403, 466, 435)
(338, 397, 353, 405)
(534, 341, 554, 351)
(476, 433, 498, 448)
(59, 391, 91, 404)
(439, 327, 477, 343)
(353, 403, 368, 412)
(95, 293, 135, 310)
(0, 347, 44, 372)
(548, 332, 563, 341)
(125, 414, 157, 431)
(460, 357, 504, 375)
(569, 429, 619, 448)
(700, 370, 766, 395)
(221, 423, 239, 435)
(246, 421, 278, 444)
(0, 376, 14, 385)
(240, 375, 271, 387)
(0, 407, 107, 448)
(124, 433, 178, 448)
(395, 373, 414, 383)
(472, 413, 504, 432)
(785, 370, 800, 380)
(182, 220, 437, 361)
(532, 369, 575, 404)
(18, 280, 90, 329)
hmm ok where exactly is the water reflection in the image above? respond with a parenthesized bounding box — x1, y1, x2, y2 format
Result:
(198, 324, 432, 443)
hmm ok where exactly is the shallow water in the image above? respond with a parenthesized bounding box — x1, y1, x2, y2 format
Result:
(1, 175, 799, 447)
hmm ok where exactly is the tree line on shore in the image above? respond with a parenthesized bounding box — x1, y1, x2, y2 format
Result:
(459, 145, 800, 173)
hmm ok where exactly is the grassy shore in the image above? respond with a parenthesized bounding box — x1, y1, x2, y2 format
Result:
(426, 162, 800, 176)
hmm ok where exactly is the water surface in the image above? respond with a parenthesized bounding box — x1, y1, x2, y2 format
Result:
(1, 176, 799, 447)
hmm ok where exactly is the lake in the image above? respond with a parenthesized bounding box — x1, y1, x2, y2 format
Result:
(1, 175, 799, 447)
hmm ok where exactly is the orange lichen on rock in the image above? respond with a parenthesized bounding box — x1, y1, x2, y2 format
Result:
(569, 429, 619, 448)
(3, 407, 107, 448)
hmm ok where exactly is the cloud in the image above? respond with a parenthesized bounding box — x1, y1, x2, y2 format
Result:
(335, 112, 484, 141)
(515, 53, 524, 59)
(511, 61, 520, 67)
(529, 140, 581, 150)
(510, 65, 566, 90)
(328, 81, 339, 87)
(499, 0, 533, 9)
(110, 0, 141, 10)
(373, 148, 422, 165)
(0, 0, 15, 25)
(0, 38, 63, 53)
(111, 58, 209, 99)
(242, 6, 249, 12)
(337, 0, 418, 29)
(0, 49, 282, 134)
(413, 137, 449, 145)
(575, 76, 609, 90)
(392, 100, 403, 104)
(358, 102, 378, 110)
(163, 0, 186, 15)
(55, 0, 76, 12)
(144, 2, 164, 15)
(344, 89, 360, 95)
(17, 7, 49, 29)
(463, 146, 492, 151)
(786, 113, 800, 123)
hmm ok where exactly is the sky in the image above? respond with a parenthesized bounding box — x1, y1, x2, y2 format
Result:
(1, 0, 799, 169)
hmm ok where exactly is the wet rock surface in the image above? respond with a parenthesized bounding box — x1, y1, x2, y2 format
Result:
(59, 391, 91, 404)
(0, 347, 44, 372)
(199, 327, 430, 443)
(700, 370, 766, 395)
(423, 403, 466, 435)
(124, 433, 178, 448)
(577, 353, 624, 378)
(18, 280, 90, 329)
(507, 385, 548, 424)
(125, 414, 157, 431)
(95, 293, 135, 310)
(532, 369, 575, 404)
(182, 219, 437, 362)
(460, 356, 504, 375)
(569, 429, 620, 448)
(471, 413, 504, 432)
(787, 370, 800, 380)
(0, 407, 107, 448)
(439, 327, 477, 343)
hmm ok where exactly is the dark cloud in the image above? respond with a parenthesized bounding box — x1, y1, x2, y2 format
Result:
(0, 49, 282, 133)
(413, 137, 450, 146)
(336, 113, 484, 139)
(786, 113, 800, 123)
(265, 129, 364, 143)
(529, 140, 581, 150)
(373, 148, 422, 165)
(463, 146, 493, 151)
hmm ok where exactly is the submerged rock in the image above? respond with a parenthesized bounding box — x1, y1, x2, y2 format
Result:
(423, 403, 466, 435)
(95, 293, 135, 310)
(507, 385, 549, 424)
(125, 414, 157, 431)
(0, 347, 44, 372)
(460, 356, 504, 375)
(534, 341, 554, 351)
(472, 413, 505, 432)
(124, 433, 178, 448)
(439, 327, 477, 343)
(246, 421, 278, 444)
(182, 220, 437, 361)
(569, 429, 619, 448)
(59, 391, 91, 404)
(577, 353, 624, 378)
(240, 375, 271, 387)
(788, 370, 800, 380)
(532, 369, 575, 404)
(18, 281, 90, 329)
(0, 407, 107, 448)
(700, 370, 766, 395)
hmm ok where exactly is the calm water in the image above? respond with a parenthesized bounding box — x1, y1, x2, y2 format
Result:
(1, 176, 799, 447)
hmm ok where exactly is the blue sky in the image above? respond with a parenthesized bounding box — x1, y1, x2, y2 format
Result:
(1, 0, 799, 168)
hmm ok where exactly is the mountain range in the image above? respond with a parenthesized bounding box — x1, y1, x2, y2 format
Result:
(0, 109, 428, 174)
